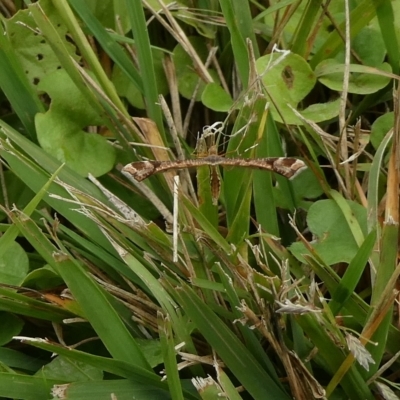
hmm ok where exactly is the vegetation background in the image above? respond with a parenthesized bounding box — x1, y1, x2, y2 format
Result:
(0, 0, 399, 399)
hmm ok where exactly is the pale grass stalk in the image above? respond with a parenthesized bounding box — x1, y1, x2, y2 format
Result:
(121, 170, 173, 224)
(143, 0, 213, 83)
(162, 54, 183, 136)
(159, 94, 197, 205)
(173, 175, 179, 262)
(183, 46, 218, 136)
(338, 0, 351, 197)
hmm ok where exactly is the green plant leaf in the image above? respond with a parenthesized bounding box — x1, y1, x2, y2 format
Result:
(5, 1, 80, 87)
(273, 167, 324, 210)
(0, 172, 34, 221)
(112, 48, 169, 109)
(0, 347, 44, 372)
(256, 52, 338, 124)
(0, 241, 29, 286)
(173, 36, 218, 101)
(201, 82, 233, 112)
(51, 379, 177, 400)
(36, 355, 103, 381)
(10, 212, 151, 370)
(0, 372, 63, 400)
(13, 337, 197, 399)
(289, 199, 367, 265)
(352, 26, 386, 66)
(370, 112, 393, 150)
(0, 17, 43, 140)
(329, 229, 377, 315)
(258, 52, 315, 103)
(316, 60, 392, 94)
(35, 69, 116, 177)
(0, 313, 24, 346)
(22, 266, 64, 290)
(299, 98, 341, 122)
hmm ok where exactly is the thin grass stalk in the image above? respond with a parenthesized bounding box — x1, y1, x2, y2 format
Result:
(125, 0, 166, 139)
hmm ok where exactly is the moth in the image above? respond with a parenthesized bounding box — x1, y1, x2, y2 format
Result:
(123, 156, 306, 181)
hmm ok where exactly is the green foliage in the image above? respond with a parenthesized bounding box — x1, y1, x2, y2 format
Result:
(35, 69, 116, 177)
(0, 0, 399, 399)
(316, 60, 392, 94)
(0, 241, 29, 285)
(290, 198, 367, 264)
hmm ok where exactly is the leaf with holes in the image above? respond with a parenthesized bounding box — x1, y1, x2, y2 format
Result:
(256, 53, 339, 124)
(5, 1, 80, 88)
(35, 69, 115, 177)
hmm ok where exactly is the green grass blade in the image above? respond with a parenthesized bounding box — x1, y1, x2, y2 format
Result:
(158, 314, 185, 400)
(0, 372, 62, 400)
(51, 380, 174, 400)
(329, 229, 377, 315)
(367, 130, 392, 233)
(124, 0, 165, 139)
(13, 337, 178, 392)
(374, 0, 399, 74)
(0, 124, 117, 254)
(51, 0, 127, 111)
(10, 212, 151, 369)
(173, 284, 291, 400)
(14, 337, 198, 398)
(0, 163, 64, 258)
(0, 287, 71, 321)
(290, 0, 323, 56)
(182, 196, 231, 254)
(214, 264, 284, 387)
(366, 222, 397, 377)
(253, 112, 292, 237)
(329, 189, 365, 246)
(67, 0, 144, 94)
(218, 0, 251, 85)
(196, 166, 219, 227)
(224, 94, 267, 235)
(296, 313, 374, 400)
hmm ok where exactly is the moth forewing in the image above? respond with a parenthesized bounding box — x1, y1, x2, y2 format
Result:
(210, 166, 221, 206)
(195, 162, 219, 210)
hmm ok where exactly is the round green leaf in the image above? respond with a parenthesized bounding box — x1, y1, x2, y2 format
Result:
(370, 112, 393, 150)
(173, 36, 219, 101)
(5, 3, 80, 87)
(201, 83, 233, 112)
(256, 53, 318, 124)
(36, 112, 116, 177)
(37, 69, 105, 126)
(35, 70, 116, 177)
(0, 241, 29, 286)
(172, 36, 209, 76)
(257, 52, 316, 103)
(299, 98, 341, 123)
(352, 27, 385, 67)
(0, 312, 24, 346)
(316, 59, 392, 94)
(23, 266, 64, 290)
(289, 199, 367, 265)
(178, 69, 219, 101)
(274, 167, 324, 210)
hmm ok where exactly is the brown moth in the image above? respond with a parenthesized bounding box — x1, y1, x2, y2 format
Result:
(122, 156, 306, 182)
